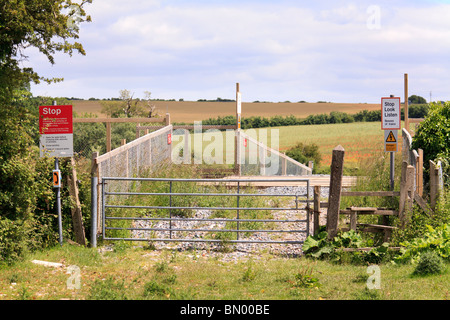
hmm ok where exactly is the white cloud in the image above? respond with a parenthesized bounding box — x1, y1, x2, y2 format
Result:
(28, 1, 450, 102)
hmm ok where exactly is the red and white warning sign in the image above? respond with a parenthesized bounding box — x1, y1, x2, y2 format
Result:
(39, 105, 73, 158)
(381, 97, 401, 130)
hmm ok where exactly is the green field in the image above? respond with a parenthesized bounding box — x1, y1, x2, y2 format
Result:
(274, 122, 392, 168)
(177, 121, 390, 170)
(74, 99, 392, 170)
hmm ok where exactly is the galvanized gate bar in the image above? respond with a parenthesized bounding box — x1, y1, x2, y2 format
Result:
(105, 205, 303, 211)
(101, 177, 309, 183)
(102, 238, 305, 244)
(105, 192, 304, 197)
(105, 217, 307, 223)
(237, 181, 240, 240)
(101, 177, 311, 244)
(106, 227, 307, 233)
(169, 180, 173, 239)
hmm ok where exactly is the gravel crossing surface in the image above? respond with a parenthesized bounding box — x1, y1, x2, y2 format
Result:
(129, 186, 330, 262)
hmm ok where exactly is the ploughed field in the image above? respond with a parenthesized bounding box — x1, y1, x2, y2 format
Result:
(71, 100, 380, 123)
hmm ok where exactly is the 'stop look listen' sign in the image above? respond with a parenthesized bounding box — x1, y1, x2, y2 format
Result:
(381, 97, 401, 130)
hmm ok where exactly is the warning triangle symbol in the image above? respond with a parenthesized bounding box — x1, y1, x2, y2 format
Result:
(386, 131, 396, 143)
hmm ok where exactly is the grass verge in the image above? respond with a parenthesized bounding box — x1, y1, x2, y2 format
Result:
(0, 244, 448, 300)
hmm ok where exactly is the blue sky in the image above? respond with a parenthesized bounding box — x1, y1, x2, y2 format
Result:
(27, 0, 450, 103)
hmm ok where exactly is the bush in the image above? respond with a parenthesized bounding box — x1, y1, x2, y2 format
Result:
(285, 142, 322, 170)
(73, 113, 106, 157)
(0, 218, 27, 265)
(0, 148, 85, 265)
(412, 101, 450, 187)
(303, 230, 363, 261)
(408, 104, 429, 118)
(413, 251, 446, 276)
(303, 230, 393, 264)
(394, 224, 450, 264)
(197, 107, 430, 130)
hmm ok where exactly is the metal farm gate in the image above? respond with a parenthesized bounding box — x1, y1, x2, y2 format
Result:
(100, 177, 311, 245)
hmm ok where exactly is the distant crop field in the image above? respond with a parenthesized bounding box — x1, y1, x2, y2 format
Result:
(73, 100, 387, 170)
(71, 100, 380, 123)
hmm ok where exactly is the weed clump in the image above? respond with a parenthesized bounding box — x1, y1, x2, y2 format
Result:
(413, 251, 446, 276)
(88, 277, 128, 300)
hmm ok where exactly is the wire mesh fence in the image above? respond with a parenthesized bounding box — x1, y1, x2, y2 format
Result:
(93, 125, 173, 233)
(168, 126, 312, 177)
(73, 118, 169, 159)
(73, 122, 107, 158)
(238, 130, 312, 176)
(81, 121, 313, 235)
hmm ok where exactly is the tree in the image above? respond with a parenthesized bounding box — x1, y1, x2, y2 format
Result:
(1, 1, 91, 93)
(119, 89, 135, 116)
(144, 90, 158, 118)
(0, 0, 92, 263)
(409, 95, 427, 104)
(101, 89, 159, 118)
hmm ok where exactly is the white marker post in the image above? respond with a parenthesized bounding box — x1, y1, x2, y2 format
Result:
(235, 83, 242, 175)
(39, 103, 74, 246)
(381, 96, 401, 191)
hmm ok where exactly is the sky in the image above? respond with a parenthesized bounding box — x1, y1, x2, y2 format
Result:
(26, 0, 450, 103)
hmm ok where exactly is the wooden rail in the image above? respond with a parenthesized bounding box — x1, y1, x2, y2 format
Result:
(341, 191, 400, 197)
(74, 114, 170, 152)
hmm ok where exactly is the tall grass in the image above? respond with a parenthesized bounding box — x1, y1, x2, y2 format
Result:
(341, 150, 402, 207)
(338, 149, 404, 245)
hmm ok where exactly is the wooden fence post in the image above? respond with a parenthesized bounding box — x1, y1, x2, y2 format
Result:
(165, 113, 171, 126)
(327, 145, 345, 239)
(418, 149, 424, 196)
(313, 186, 321, 236)
(405, 165, 415, 224)
(399, 164, 415, 227)
(349, 211, 357, 231)
(68, 158, 86, 246)
(106, 122, 111, 152)
(404, 73, 409, 133)
(430, 160, 442, 211)
(399, 161, 408, 218)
